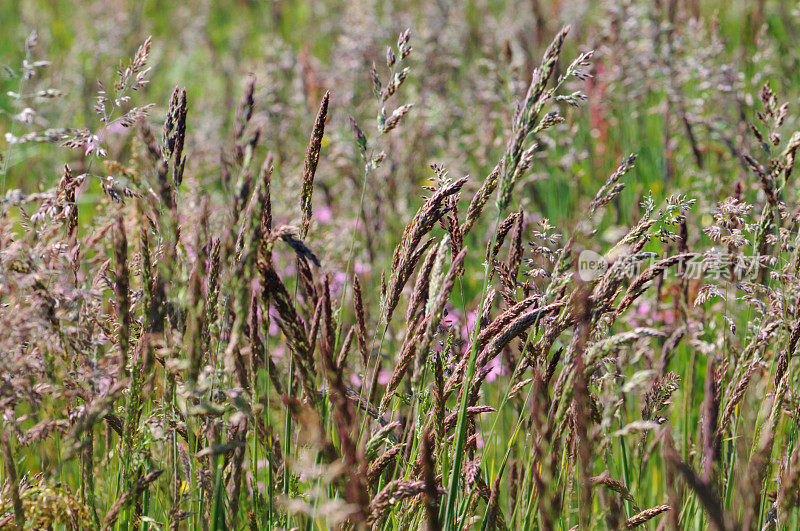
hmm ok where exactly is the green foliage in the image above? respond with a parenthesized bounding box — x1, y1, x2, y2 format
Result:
(2, 1, 800, 530)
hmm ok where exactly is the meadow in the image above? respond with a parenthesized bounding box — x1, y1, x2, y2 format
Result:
(2, 0, 800, 529)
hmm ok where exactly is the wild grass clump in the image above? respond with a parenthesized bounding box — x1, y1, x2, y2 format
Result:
(3, 1, 800, 529)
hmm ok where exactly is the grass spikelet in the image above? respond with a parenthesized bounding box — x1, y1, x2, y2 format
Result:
(624, 505, 670, 529)
(384, 176, 467, 324)
(367, 442, 405, 484)
(353, 275, 370, 370)
(368, 480, 441, 525)
(114, 214, 130, 377)
(300, 91, 330, 238)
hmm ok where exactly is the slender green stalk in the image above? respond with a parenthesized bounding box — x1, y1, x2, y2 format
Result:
(443, 215, 502, 530)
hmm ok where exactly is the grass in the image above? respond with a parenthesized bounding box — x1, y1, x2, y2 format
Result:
(2, 0, 800, 529)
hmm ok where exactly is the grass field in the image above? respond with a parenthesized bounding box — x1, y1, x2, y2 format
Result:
(2, 1, 800, 529)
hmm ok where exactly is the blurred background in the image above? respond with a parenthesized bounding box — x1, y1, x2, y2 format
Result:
(1, 0, 798, 243)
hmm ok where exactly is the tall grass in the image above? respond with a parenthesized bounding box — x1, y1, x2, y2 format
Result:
(3, 1, 800, 529)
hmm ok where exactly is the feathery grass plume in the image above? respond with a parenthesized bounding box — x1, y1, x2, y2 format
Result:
(259, 156, 274, 236)
(591, 473, 639, 511)
(352, 275, 370, 370)
(300, 91, 330, 238)
(367, 442, 404, 484)
(433, 338, 447, 443)
(368, 480, 443, 525)
(307, 297, 324, 367)
(135, 199, 168, 339)
(138, 220, 153, 328)
(457, 301, 564, 390)
(407, 243, 439, 325)
(571, 284, 594, 529)
(336, 326, 355, 369)
(202, 237, 221, 354)
(424, 238, 452, 316)
(138, 119, 174, 212)
(380, 247, 466, 412)
(508, 377, 534, 399)
(233, 75, 256, 163)
(233, 172, 265, 261)
(63, 380, 128, 460)
(260, 261, 317, 402)
(0, 477, 93, 529)
(744, 357, 791, 528)
(383, 175, 467, 324)
(506, 208, 525, 275)
(162, 86, 188, 186)
(379, 316, 424, 413)
(233, 75, 255, 140)
(624, 505, 670, 529)
(641, 371, 680, 424)
(321, 274, 337, 364)
(18, 419, 69, 447)
(744, 85, 800, 283)
(184, 199, 210, 385)
(59, 164, 79, 243)
(162, 87, 180, 155)
(589, 154, 637, 215)
(775, 315, 800, 385)
(474, 294, 541, 350)
(496, 26, 571, 213)
(365, 420, 400, 458)
(380, 103, 413, 134)
(461, 163, 500, 237)
(444, 293, 539, 391)
(229, 169, 254, 243)
(442, 200, 463, 259)
(297, 252, 318, 304)
(443, 406, 495, 431)
(269, 226, 320, 266)
(114, 214, 130, 378)
(718, 359, 762, 434)
(487, 210, 522, 264)
(585, 328, 666, 373)
(610, 253, 697, 318)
